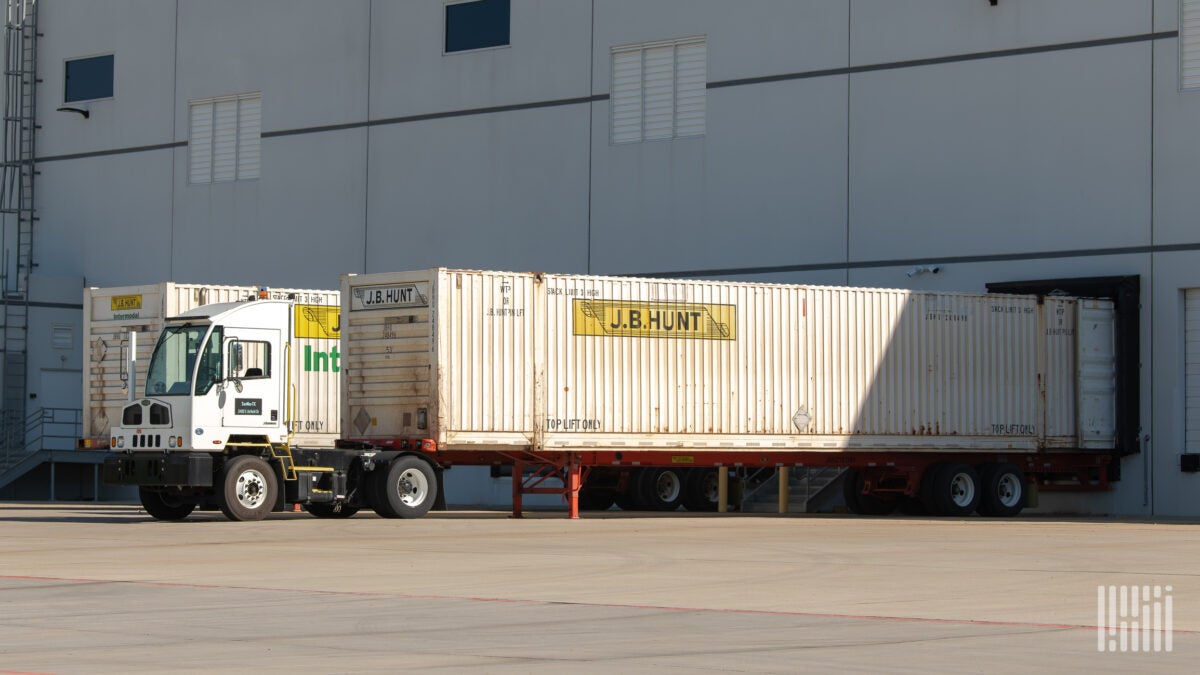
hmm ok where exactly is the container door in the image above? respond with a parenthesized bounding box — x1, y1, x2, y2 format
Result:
(1076, 299, 1117, 449)
(220, 328, 283, 432)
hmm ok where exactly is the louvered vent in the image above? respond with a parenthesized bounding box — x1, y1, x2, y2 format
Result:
(611, 36, 706, 144)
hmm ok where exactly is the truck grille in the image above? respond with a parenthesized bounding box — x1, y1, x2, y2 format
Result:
(130, 434, 162, 449)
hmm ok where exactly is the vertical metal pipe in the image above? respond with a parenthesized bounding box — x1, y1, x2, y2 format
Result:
(777, 466, 789, 514)
(717, 466, 727, 513)
(510, 461, 523, 519)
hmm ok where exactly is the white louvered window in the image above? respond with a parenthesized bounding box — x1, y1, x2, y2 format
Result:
(611, 36, 706, 144)
(1186, 290, 1200, 454)
(1184, 0, 1200, 90)
(189, 93, 262, 184)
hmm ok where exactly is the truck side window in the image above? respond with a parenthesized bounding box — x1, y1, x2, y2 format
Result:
(230, 340, 271, 379)
(193, 326, 224, 395)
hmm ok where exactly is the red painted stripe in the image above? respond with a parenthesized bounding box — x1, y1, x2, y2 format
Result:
(2, 574, 1195, 635)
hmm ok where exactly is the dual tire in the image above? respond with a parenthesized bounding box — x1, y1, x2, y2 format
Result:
(919, 461, 1026, 517)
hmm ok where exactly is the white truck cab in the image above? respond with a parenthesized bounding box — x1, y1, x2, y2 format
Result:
(112, 300, 290, 454)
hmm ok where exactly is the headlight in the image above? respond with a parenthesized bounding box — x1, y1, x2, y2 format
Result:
(168, 436, 177, 448)
(116, 436, 125, 448)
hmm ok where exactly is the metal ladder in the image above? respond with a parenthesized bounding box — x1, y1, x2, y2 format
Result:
(0, 0, 38, 448)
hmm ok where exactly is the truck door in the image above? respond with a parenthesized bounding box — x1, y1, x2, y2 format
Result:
(221, 328, 283, 432)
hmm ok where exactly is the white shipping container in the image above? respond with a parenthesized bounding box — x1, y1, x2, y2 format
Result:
(341, 269, 1117, 455)
(83, 283, 338, 441)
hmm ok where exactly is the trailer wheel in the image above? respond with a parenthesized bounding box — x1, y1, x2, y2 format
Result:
(636, 468, 684, 511)
(218, 455, 278, 522)
(978, 463, 1026, 517)
(139, 487, 197, 521)
(578, 487, 616, 511)
(303, 502, 360, 518)
(372, 456, 437, 519)
(841, 470, 896, 516)
(682, 468, 720, 511)
(614, 469, 645, 510)
(928, 462, 981, 517)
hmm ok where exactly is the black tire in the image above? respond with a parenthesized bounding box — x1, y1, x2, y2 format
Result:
(841, 469, 896, 516)
(682, 468, 720, 512)
(577, 487, 616, 511)
(139, 487, 196, 521)
(303, 502, 360, 518)
(635, 468, 684, 511)
(218, 455, 279, 522)
(614, 469, 645, 511)
(978, 462, 1026, 517)
(928, 462, 981, 517)
(896, 497, 928, 516)
(372, 456, 437, 519)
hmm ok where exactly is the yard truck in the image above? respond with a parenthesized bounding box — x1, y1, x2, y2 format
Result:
(102, 268, 1128, 521)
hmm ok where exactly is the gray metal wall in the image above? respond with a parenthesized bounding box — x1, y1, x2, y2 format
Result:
(20, 0, 1200, 515)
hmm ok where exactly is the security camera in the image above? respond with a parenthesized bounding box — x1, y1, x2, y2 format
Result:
(906, 264, 943, 277)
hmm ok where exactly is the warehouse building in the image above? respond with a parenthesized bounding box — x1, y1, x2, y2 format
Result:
(1, 0, 1199, 516)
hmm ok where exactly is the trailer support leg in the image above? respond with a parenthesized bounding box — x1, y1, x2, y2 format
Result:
(778, 467, 789, 514)
(566, 456, 581, 520)
(511, 461, 524, 519)
(718, 466, 728, 513)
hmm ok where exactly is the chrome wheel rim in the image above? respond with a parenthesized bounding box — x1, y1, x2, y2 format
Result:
(235, 468, 269, 510)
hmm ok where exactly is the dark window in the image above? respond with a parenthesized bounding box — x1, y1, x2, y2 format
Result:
(64, 55, 114, 102)
(445, 0, 509, 53)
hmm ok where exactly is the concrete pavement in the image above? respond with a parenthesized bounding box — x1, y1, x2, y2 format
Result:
(0, 503, 1195, 672)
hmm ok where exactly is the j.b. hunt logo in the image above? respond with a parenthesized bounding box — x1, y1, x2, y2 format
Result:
(573, 299, 735, 340)
(1097, 584, 1173, 652)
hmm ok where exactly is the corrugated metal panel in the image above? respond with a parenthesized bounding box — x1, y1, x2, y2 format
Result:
(1077, 299, 1117, 448)
(1186, 290, 1200, 454)
(212, 98, 239, 182)
(237, 95, 261, 180)
(188, 103, 212, 184)
(343, 269, 1117, 454)
(642, 44, 675, 140)
(610, 48, 643, 144)
(1183, 0, 1200, 90)
(83, 284, 337, 441)
(674, 39, 706, 138)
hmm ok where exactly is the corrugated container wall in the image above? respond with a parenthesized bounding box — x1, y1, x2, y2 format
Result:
(342, 269, 1116, 455)
(84, 283, 338, 441)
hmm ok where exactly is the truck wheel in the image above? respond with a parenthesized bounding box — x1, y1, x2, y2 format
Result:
(372, 456, 437, 519)
(841, 470, 896, 516)
(682, 468, 720, 511)
(978, 463, 1026, 517)
(139, 487, 196, 521)
(303, 502, 360, 518)
(218, 455, 278, 522)
(636, 468, 683, 511)
(929, 462, 981, 517)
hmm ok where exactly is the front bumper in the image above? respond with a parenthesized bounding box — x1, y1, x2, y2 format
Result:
(102, 452, 214, 487)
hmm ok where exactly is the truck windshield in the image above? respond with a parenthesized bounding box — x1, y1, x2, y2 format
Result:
(145, 324, 224, 396)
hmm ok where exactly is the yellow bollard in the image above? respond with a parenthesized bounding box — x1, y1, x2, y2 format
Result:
(717, 467, 728, 513)
(778, 467, 789, 514)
